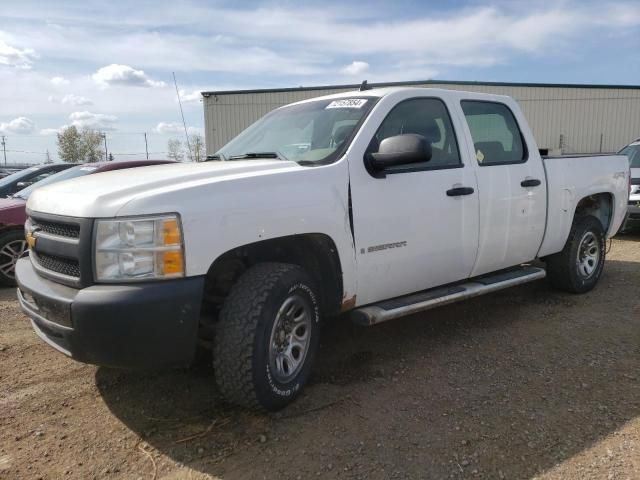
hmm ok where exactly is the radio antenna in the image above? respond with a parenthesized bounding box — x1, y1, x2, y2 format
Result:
(173, 72, 193, 160)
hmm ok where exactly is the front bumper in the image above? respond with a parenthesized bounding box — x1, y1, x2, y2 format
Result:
(16, 258, 204, 369)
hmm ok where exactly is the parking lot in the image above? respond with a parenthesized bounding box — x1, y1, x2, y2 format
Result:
(0, 234, 638, 480)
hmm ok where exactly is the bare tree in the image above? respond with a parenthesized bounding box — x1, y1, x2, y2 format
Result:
(188, 134, 205, 162)
(167, 139, 184, 162)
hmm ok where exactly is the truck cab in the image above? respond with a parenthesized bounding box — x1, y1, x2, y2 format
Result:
(16, 87, 629, 410)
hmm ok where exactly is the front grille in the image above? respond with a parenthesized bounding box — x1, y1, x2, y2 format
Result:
(27, 212, 93, 287)
(36, 219, 80, 239)
(35, 252, 80, 278)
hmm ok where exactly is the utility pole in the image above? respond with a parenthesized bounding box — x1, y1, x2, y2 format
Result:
(101, 133, 108, 161)
(1, 136, 6, 165)
(45, 149, 52, 164)
(144, 132, 149, 159)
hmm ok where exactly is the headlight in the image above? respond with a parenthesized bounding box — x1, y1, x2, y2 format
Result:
(94, 214, 184, 282)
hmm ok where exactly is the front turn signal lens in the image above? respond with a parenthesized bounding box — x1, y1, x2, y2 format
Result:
(160, 250, 184, 275)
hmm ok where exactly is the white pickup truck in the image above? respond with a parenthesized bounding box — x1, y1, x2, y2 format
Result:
(16, 87, 630, 410)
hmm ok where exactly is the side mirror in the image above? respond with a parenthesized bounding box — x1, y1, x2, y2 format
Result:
(16, 181, 32, 189)
(369, 134, 432, 170)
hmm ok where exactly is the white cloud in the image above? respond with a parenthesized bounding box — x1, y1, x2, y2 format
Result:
(92, 64, 166, 88)
(69, 111, 117, 130)
(340, 61, 369, 76)
(50, 76, 70, 86)
(154, 122, 182, 134)
(0, 117, 35, 134)
(0, 39, 36, 69)
(178, 89, 202, 104)
(48, 94, 93, 106)
(154, 122, 201, 135)
(39, 127, 62, 135)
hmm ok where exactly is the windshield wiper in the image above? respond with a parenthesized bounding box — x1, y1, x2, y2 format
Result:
(228, 152, 282, 160)
(206, 153, 226, 161)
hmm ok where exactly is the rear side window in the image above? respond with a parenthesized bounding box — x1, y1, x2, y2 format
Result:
(461, 101, 527, 165)
(370, 98, 461, 169)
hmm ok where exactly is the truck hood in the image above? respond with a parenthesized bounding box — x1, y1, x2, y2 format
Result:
(28, 160, 300, 218)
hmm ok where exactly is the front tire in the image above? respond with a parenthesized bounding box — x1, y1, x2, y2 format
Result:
(546, 215, 606, 293)
(0, 229, 27, 287)
(213, 263, 321, 410)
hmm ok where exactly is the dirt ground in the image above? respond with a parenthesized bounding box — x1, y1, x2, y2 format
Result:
(1, 234, 639, 480)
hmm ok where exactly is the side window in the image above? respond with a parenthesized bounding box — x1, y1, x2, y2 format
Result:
(29, 172, 53, 183)
(461, 101, 526, 165)
(369, 98, 461, 169)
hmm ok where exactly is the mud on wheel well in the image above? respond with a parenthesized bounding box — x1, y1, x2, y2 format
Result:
(574, 193, 613, 233)
(199, 234, 344, 343)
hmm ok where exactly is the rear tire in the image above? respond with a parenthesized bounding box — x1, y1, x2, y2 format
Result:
(546, 215, 605, 293)
(0, 229, 27, 287)
(213, 263, 321, 410)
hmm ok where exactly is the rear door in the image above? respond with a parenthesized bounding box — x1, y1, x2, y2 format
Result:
(348, 94, 480, 305)
(459, 100, 547, 276)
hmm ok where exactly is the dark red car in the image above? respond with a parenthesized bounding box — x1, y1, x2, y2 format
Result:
(0, 160, 174, 286)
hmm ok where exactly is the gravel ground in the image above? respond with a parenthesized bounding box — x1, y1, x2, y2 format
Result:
(1, 234, 639, 480)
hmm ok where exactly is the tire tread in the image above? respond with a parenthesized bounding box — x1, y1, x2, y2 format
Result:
(213, 262, 302, 409)
(546, 215, 605, 293)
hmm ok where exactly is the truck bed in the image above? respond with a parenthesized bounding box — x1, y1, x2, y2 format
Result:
(537, 153, 629, 257)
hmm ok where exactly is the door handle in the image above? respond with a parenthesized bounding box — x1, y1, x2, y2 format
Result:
(446, 186, 475, 197)
(521, 178, 542, 188)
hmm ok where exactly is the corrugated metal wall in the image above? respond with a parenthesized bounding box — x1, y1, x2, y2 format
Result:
(203, 82, 640, 155)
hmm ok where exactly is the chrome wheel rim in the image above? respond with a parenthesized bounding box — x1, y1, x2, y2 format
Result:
(576, 231, 599, 279)
(0, 239, 27, 279)
(268, 294, 312, 383)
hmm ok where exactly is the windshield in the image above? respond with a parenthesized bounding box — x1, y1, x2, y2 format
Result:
(216, 97, 376, 164)
(0, 166, 41, 188)
(620, 143, 640, 168)
(13, 164, 96, 199)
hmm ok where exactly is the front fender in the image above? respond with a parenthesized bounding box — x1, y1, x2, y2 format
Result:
(117, 160, 358, 300)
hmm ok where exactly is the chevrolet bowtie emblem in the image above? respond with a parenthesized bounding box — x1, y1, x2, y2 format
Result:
(26, 232, 37, 249)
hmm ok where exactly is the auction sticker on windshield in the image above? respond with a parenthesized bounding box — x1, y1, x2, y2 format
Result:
(326, 99, 368, 109)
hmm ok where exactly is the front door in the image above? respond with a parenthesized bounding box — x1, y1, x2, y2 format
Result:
(348, 96, 480, 306)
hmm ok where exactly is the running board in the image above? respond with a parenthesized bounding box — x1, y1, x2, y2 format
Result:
(351, 266, 546, 326)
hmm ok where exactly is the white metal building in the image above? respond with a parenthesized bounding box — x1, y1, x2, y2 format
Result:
(202, 80, 640, 156)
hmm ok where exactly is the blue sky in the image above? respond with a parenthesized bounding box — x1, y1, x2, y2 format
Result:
(0, 0, 638, 162)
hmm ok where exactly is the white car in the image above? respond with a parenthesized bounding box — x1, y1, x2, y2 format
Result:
(619, 139, 640, 230)
(16, 87, 629, 410)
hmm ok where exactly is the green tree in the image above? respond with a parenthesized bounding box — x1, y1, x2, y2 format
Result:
(56, 126, 84, 163)
(82, 129, 103, 162)
(56, 126, 105, 163)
